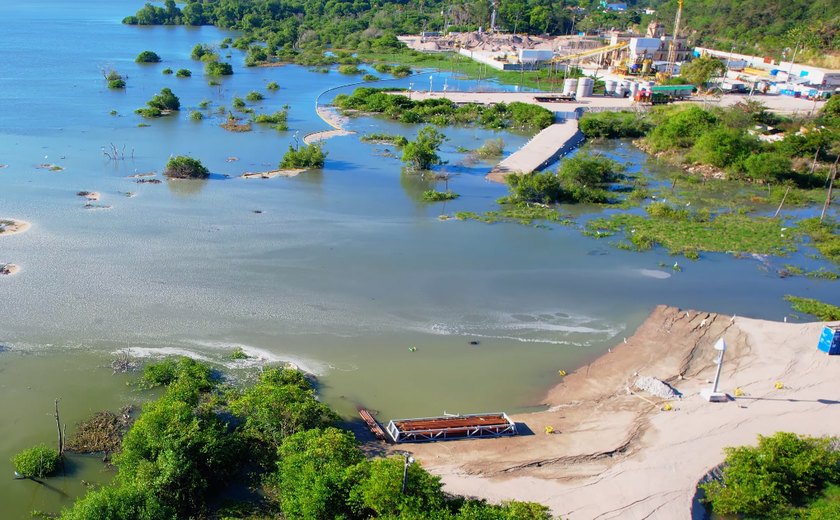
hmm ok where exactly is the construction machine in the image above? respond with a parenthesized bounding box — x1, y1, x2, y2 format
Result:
(657, 0, 683, 83)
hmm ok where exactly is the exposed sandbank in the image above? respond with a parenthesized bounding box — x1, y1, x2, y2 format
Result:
(396, 305, 840, 519)
(0, 219, 31, 236)
(241, 169, 306, 179)
(0, 264, 20, 276)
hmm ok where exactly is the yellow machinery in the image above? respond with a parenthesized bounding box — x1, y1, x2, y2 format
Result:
(658, 0, 683, 82)
(549, 41, 629, 65)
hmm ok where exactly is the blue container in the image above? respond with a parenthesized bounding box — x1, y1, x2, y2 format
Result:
(817, 326, 840, 355)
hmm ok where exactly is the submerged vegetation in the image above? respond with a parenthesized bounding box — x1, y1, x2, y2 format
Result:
(785, 296, 840, 321)
(47, 357, 552, 519)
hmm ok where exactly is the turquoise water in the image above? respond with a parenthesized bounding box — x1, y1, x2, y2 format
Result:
(0, 2, 838, 516)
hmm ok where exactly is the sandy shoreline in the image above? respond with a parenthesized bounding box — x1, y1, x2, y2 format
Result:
(0, 219, 31, 236)
(395, 305, 840, 519)
(304, 105, 356, 145)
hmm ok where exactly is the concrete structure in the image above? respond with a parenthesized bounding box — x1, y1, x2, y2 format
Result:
(486, 121, 584, 183)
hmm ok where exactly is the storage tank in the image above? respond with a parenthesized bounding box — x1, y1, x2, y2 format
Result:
(576, 78, 594, 99)
(562, 78, 578, 96)
(615, 85, 625, 97)
(604, 80, 617, 95)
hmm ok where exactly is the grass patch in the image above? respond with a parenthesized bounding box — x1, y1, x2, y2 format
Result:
(785, 296, 840, 321)
(586, 208, 795, 258)
(456, 203, 570, 226)
(361, 133, 408, 147)
(798, 217, 840, 264)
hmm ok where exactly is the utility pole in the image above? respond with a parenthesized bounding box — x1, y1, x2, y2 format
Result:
(821, 156, 838, 222)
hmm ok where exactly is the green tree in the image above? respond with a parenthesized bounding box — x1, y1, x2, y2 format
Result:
(163, 156, 209, 179)
(646, 106, 719, 151)
(679, 56, 725, 88)
(59, 485, 175, 520)
(348, 455, 446, 517)
(205, 61, 233, 76)
(279, 143, 327, 169)
(701, 432, 840, 517)
(742, 152, 791, 182)
(230, 368, 337, 465)
(12, 444, 61, 478)
(135, 50, 161, 63)
(689, 128, 757, 168)
(402, 126, 446, 170)
(147, 87, 180, 111)
(273, 428, 363, 519)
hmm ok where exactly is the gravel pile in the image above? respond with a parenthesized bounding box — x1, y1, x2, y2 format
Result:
(634, 375, 681, 399)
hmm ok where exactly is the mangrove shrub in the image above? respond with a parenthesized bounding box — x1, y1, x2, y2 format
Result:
(204, 61, 233, 76)
(163, 155, 209, 179)
(280, 143, 326, 169)
(579, 111, 651, 138)
(12, 444, 61, 478)
(402, 126, 446, 170)
(135, 50, 161, 63)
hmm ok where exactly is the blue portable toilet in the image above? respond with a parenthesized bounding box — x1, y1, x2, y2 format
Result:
(817, 326, 840, 355)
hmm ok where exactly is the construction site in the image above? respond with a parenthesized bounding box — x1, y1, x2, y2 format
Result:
(399, 0, 838, 103)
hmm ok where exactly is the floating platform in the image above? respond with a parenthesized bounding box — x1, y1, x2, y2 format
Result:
(386, 413, 517, 443)
(358, 407, 388, 441)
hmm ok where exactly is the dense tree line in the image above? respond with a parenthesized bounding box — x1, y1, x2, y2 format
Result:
(54, 357, 553, 519)
(334, 88, 555, 130)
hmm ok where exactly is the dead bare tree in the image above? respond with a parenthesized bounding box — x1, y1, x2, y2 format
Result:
(54, 399, 64, 455)
(103, 142, 134, 161)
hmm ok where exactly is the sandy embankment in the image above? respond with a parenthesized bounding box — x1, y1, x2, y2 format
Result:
(398, 305, 840, 519)
(303, 105, 355, 145)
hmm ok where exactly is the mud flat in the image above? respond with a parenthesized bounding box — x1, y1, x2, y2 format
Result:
(399, 305, 840, 519)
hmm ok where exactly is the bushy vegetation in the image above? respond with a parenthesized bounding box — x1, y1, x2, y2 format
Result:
(266, 81, 279, 91)
(175, 68, 191, 78)
(785, 296, 840, 321)
(135, 88, 180, 118)
(338, 64, 362, 75)
(505, 154, 624, 205)
(335, 88, 554, 131)
(204, 61, 233, 76)
(12, 444, 61, 478)
(579, 111, 651, 139)
(280, 143, 327, 169)
(473, 138, 505, 159)
(135, 50, 161, 63)
(253, 109, 289, 131)
(701, 432, 840, 518)
(402, 126, 446, 170)
(245, 90, 264, 102)
(59, 357, 552, 519)
(163, 155, 210, 179)
(104, 70, 126, 89)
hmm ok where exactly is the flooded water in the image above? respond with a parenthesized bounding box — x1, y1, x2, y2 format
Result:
(1, 1, 837, 517)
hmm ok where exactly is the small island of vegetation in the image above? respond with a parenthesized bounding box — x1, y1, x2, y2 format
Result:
(163, 155, 209, 179)
(280, 143, 327, 169)
(135, 87, 180, 118)
(134, 50, 161, 63)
